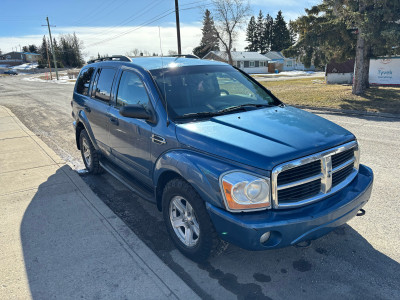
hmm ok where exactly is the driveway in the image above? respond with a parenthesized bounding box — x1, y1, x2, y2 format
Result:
(1, 75, 399, 299)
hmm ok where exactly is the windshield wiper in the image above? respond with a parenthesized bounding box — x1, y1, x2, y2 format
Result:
(174, 104, 272, 121)
(174, 111, 220, 120)
(217, 103, 272, 114)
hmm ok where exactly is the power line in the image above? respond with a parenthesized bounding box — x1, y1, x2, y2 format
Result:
(81, 0, 209, 42)
(85, 3, 207, 48)
(82, 0, 166, 41)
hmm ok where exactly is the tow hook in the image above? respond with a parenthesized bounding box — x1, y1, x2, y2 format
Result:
(356, 208, 366, 216)
(294, 240, 312, 248)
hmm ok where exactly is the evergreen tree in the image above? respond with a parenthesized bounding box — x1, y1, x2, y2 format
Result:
(284, 0, 400, 95)
(245, 16, 257, 51)
(52, 38, 64, 68)
(271, 10, 291, 51)
(28, 44, 38, 53)
(22, 46, 29, 52)
(38, 36, 50, 68)
(193, 9, 220, 58)
(256, 10, 267, 53)
(263, 14, 274, 53)
(288, 21, 297, 46)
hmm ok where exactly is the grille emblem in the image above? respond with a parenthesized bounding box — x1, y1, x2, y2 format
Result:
(321, 156, 333, 193)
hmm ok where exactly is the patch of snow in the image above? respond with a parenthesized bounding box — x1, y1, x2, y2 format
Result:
(253, 71, 316, 77)
(12, 63, 38, 70)
(22, 75, 75, 85)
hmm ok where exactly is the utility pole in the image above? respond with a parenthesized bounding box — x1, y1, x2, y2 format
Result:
(174, 0, 182, 55)
(42, 17, 59, 80)
(44, 36, 53, 80)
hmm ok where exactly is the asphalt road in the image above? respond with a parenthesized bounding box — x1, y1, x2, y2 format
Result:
(1, 75, 399, 300)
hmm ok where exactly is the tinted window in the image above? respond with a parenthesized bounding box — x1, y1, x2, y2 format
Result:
(116, 71, 150, 107)
(76, 67, 94, 95)
(93, 68, 116, 102)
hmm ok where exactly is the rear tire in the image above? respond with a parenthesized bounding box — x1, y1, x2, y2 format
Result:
(162, 178, 225, 262)
(79, 129, 101, 174)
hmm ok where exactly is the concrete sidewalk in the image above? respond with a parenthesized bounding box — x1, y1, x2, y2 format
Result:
(0, 106, 199, 299)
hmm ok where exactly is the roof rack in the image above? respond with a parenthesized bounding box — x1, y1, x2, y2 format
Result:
(87, 55, 132, 64)
(170, 54, 199, 59)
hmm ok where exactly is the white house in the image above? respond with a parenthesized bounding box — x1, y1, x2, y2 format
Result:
(264, 51, 315, 71)
(203, 51, 269, 74)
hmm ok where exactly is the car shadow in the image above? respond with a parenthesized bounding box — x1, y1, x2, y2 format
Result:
(81, 171, 400, 300)
(20, 166, 146, 299)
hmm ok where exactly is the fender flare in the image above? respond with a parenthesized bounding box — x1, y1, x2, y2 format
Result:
(76, 110, 99, 150)
(153, 150, 236, 210)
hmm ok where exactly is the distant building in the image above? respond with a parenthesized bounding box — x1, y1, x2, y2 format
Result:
(264, 51, 315, 72)
(203, 51, 269, 74)
(325, 59, 355, 84)
(0, 51, 41, 66)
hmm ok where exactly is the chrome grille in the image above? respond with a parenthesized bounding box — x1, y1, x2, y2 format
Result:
(332, 162, 354, 187)
(278, 179, 321, 203)
(272, 141, 359, 209)
(277, 160, 321, 185)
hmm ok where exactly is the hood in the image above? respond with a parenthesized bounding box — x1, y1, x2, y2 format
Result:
(175, 106, 355, 170)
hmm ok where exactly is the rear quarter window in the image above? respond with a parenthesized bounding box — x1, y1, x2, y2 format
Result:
(93, 68, 117, 102)
(76, 67, 94, 95)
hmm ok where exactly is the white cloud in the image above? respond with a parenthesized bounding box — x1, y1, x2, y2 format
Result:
(0, 23, 248, 60)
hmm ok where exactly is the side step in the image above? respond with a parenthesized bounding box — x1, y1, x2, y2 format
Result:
(99, 160, 155, 203)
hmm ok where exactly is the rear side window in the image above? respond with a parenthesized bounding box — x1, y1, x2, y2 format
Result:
(116, 71, 150, 107)
(76, 67, 94, 95)
(93, 68, 117, 102)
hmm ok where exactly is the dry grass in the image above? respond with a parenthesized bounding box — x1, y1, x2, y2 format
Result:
(259, 77, 400, 114)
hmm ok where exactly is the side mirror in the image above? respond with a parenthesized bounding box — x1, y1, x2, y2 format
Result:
(119, 105, 154, 122)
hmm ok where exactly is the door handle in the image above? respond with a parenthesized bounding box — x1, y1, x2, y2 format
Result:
(109, 117, 119, 126)
(84, 106, 91, 113)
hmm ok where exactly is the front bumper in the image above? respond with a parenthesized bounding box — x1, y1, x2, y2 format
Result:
(207, 164, 373, 250)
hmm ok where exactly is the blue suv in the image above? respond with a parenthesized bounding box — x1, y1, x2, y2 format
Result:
(72, 55, 373, 262)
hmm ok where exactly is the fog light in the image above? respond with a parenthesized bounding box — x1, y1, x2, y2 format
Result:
(260, 232, 271, 244)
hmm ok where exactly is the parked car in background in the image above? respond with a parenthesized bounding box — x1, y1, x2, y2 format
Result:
(71, 55, 373, 262)
(4, 69, 18, 75)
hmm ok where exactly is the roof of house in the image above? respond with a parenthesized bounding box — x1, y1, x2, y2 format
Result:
(264, 51, 285, 60)
(3, 51, 40, 56)
(23, 52, 41, 56)
(204, 51, 269, 61)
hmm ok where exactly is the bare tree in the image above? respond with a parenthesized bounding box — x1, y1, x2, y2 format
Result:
(212, 0, 250, 65)
(167, 50, 178, 56)
(126, 49, 152, 56)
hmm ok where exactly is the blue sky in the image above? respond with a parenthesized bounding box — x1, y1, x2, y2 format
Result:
(0, 0, 320, 58)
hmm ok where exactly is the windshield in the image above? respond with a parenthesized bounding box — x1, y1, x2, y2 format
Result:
(150, 65, 279, 119)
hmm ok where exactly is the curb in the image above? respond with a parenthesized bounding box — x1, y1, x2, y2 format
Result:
(294, 105, 400, 120)
(1, 105, 199, 300)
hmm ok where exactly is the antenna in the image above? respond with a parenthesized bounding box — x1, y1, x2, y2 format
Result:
(159, 26, 170, 127)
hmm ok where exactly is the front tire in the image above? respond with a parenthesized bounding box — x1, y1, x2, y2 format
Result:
(79, 129, 101, 174)
(162, 178, 223, 262)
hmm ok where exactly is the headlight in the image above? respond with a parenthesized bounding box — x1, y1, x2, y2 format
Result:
(220, 172, 271, 211)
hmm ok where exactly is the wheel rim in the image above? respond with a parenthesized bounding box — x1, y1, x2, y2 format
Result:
(169, 196, 200, 247)
(82, 138, 91, 167)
